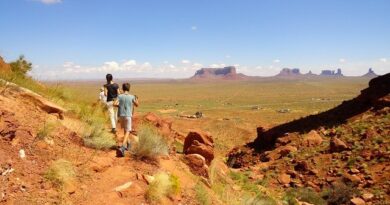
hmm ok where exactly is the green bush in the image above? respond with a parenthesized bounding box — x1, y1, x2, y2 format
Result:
(37, 122, 56, 140)
(284, 188, 326, 205)
(134, 124, 169, 159)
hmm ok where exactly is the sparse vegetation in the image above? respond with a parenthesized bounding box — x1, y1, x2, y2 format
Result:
(45, 159, 76, 187)
(195, 182, 211, 205)
(146, 172, 180, 202)
(83, 126, 116, 150)
(322, 182, 359, 205)
(37, 122, 56, 140)
(284, 188, 326, 205)
(134, 124, 169, 159)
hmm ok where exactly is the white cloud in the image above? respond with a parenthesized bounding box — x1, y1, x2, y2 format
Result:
(181, 59, 190, 64)
(339, 58, 346, 63)
(380, 58, 387, 63)
(209, 63, 226, 68)
(38, 0, 62, 4)
(273, 59, 280, 63)
(123, 60, 137, 67)
(191, 26, 197, 31)
(225, 55, 231, 59)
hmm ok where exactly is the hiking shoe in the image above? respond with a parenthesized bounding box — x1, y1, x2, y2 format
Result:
(111, 128, 116, 134)
(116, 146, 126, 157)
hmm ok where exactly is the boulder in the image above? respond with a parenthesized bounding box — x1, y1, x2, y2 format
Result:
(279, 145, 297, 157)
(362, 193, 374, 201)
(303, 130, 323, 147)
(184, 154, 209, 178)
(186, 140, 214, 165)
(330, 137, 348, 152)
(143, 112, 173, 137)
(21, 93, 66, 119)
(184, 130, 214, 164)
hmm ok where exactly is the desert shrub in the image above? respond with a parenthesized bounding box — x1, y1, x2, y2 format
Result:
(195, 182, 211, 205)
(10, 55, 32, 76)
(322, 182, 359, 205)
(134, 124, 169, 159)
(45, 159, 75, 187)
(83, 126, 116, 150)
(284, 188, 326, 205)
(37, 122, 56, 140)
(146, 172, 180, 202)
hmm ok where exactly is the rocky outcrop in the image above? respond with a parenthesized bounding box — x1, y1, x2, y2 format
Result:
(0, 56, 11, 73)
(183, 130, 214, 164)
(191, 66, 248, 80)
(1, 79, 66, 119)
(362, 68, 378, 78)
(276, 68, 302, 77)
(183, 130, 214, 177)
(320, 68, 343, 76)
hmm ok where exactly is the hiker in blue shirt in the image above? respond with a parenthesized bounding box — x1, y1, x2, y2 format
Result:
(116, 82, 139, 157)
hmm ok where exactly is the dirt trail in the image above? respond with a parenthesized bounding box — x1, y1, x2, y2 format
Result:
(0, 84, 201, 205)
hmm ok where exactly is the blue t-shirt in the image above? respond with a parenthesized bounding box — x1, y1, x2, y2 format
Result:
(118, 94, 136, 117)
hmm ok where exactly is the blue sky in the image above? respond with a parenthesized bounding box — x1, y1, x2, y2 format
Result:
(0, 0, 389, 79)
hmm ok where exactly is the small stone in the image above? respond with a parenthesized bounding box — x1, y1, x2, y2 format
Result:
(351, 197, 365, 205)
(18, 149, 26, 159)
(362, 193, 374, 201)
(350, 168, 360, 174)
(278, 173, 291, 185)
(114, 181, 133, 192)
(142, 175, 155, 185)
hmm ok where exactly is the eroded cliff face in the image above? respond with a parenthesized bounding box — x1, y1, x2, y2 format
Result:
(191, 66, 247, 80)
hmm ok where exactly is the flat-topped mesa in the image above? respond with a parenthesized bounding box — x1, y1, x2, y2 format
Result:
(320, 68, 343, 76)
(191, 66, 247, 80)
(276, 68, 302, 77)
(362, 68, 378, 78)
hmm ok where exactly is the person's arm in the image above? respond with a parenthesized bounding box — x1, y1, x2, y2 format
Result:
(104, 86, 108, 96)
(133, 96, 139, 107)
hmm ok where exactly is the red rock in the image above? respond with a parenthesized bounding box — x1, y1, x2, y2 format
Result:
(330, 137, 348, 152)
(278, 173, 291, 185)
(184, 130, 213, 150)
(183, 130, 214, 164)
(184, 154, 209, 178)
(294, 161, 309, 172)
(186, 142, 214, 165)
(343, 173, 361, 184)
(303, 130, 323, 147)
(351, 197, 365, 205)
(279, 145, 297, 157)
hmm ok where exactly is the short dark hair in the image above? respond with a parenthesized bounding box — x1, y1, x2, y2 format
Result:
(122, 83, 130, 91)
(106, 74, 113, 82)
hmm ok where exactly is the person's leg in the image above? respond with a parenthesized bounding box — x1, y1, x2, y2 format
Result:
(107, 101, 116, 132)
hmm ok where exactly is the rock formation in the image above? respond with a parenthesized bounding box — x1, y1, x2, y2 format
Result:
(0, 56, 11, 73)
(320, 68, 343, 76)
(362, 68, 378, 78)
(191, 66, 247, 80)
(276, 68, 302, 77)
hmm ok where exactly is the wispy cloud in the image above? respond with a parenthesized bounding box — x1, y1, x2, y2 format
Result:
(339, 58, 346, 63)
(181, 59, 190, 64)
(273, 59, 280, 63)
(191, 26, 197, 31)
(380, 58, 387, 63)
(37, 0, 62, 5)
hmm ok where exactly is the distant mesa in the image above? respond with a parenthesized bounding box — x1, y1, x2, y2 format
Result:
(320, 68, 343, 77)
(191, 66, 248, 80)
(362, 68, 378, 78)
(275, 68, 302, 77)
